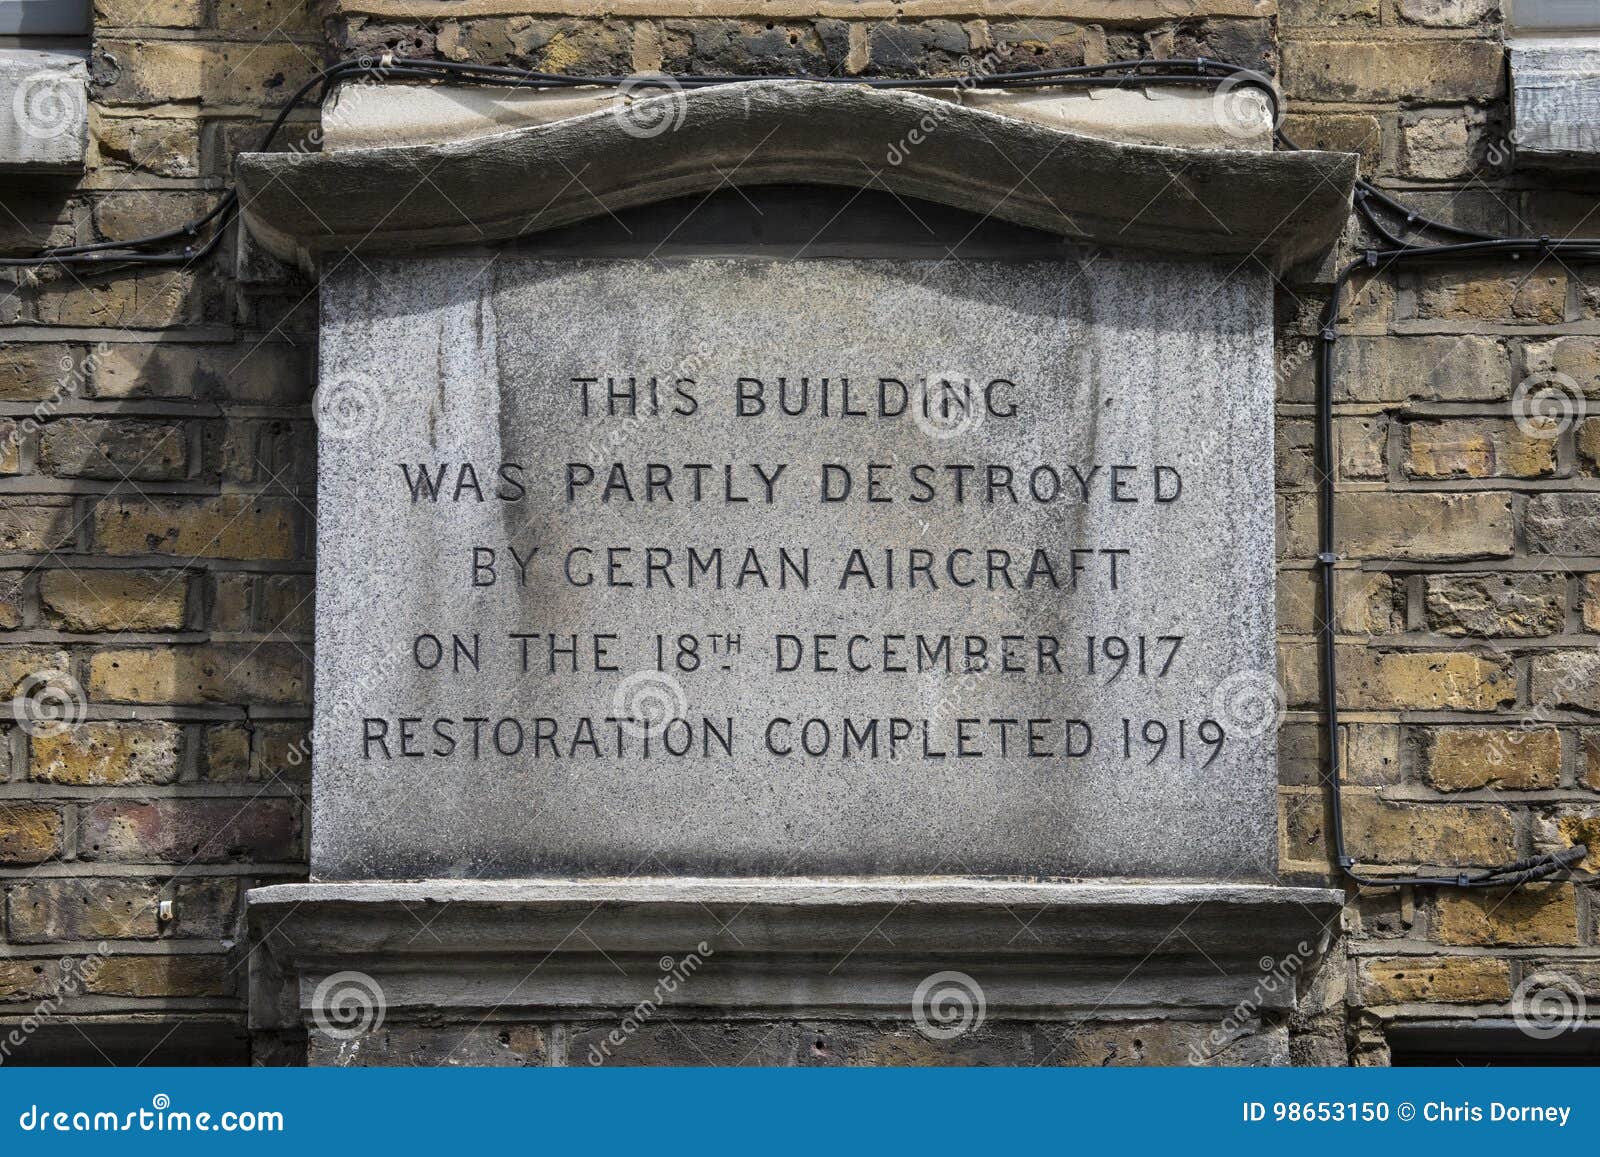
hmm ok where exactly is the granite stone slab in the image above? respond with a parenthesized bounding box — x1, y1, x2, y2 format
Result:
(314, 251, 1276, 880)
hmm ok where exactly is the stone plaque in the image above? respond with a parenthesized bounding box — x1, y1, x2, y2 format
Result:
(315, 251, 1275, 880)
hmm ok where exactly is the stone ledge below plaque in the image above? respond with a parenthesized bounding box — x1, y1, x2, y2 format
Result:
(248, 879, 1344, 1049)
(236, 79, 1356, 272)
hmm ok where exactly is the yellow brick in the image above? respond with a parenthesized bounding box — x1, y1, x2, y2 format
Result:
(0, 647, 73, 697)
(1298, 493, 1515, 561)
(93, 40, 316, 109)
(215, 0, 318, 34)
(0, 803, 64, 865)
(1404, 419, 1556, 479)
(1283, 645, 1513, 711)
(204, 722, 252, 782)
(1359, 956, 1511, 1004)
(30, 721, 183, 785)
(0, 960, 53, 1001)
(1422, 728, 1561, 791)
(32, 273, 199, 329)
(1280, 112, 1382, 171)
(1280, 786, 1336, 872)
(38, 569, 187, 631)
(93, 0, 204, 26)
(0, 572, 22, 629)
(0, 501, 76, 553)
(1435, 884, 1579, 947)
(92, 495, 296, 560)
(1283, 39, 1503, 102)
(1342, 792, 1516, 865)
(83, 954, 230, 997)
(6, 878, 162, 942)
(92, 113, 201, 178)
(1277, 569, 1399, 636)
(1416, 271, 1567, 325)
(1546, 811, 1600, 873)
(88, 645, 307, 705)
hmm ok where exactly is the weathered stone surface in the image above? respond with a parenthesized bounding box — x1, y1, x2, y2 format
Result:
(39, 568, 187, 632)
(238, 80, 1356, 271)
(88, 645, 307, 705)
(1420, 727, 1561, 791)
(0, 803, 64, 864)
(38, 417, 187, 480)
(6, 878, 162, 942)
(92, 495, 297, 560)
(1341, 793, 1516, 864)
(1530, 650, 1600, 713)
(1332, 335, 1509, 403)
(1358, 956, 1510, 1004)
(315, 251, 1279, 879)
(1434, 884, 1580, 946)
(1527, 494, 1600, 557)
(30, 720, 183, 785)
(1403, 418, 1556, 479)
(248, 878, 1341, 1063)
(313, 1023, 549, 1067)
(0, 49, 88, 173)
(1423, 573, 1563, 637)
(80, 798, 301, 863)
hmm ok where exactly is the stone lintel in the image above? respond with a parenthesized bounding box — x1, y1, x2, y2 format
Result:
(236, 79, 1356, 272)
(248, 878, 1345, 1028)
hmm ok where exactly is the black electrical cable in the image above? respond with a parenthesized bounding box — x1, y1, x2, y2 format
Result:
(4, 53, 1592, 889)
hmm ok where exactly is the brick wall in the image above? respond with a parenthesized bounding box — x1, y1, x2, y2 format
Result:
(1277, 0, 1599, 1064)
(2, 0, 1596, 1064)
(1, 0, 321, 1062)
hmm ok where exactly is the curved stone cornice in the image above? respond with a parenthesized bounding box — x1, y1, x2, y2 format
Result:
(236, 79, 1356, 269)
